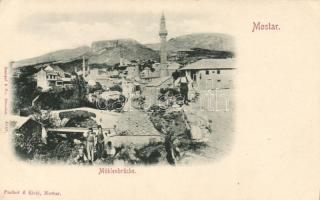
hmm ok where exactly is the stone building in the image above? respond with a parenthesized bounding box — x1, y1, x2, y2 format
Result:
(35, 65, 73, 90)
(179, 58, 236, 90)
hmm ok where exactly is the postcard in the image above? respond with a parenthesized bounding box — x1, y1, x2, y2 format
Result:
(0, 0, 319, 199)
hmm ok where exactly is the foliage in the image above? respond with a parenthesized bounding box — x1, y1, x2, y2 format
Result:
(65, 118, 98, 128)
(158, 88, 181, 102)
(109, 84, 122, 92)
(35, 76, 87, 110)
(88, 82, 103, 93)
(59, 110, 96, 119)
(14, 129, 45, 160)
(59, 110, 98, 128)
(96, 94, 127, 111)
(20, 106, 41, 117)
(135, 142, 166, 164)
(51, 140, 75, 161)
(131, 96, 146, 110)
(139, 60, 155, 71)
(12, 77, 41, 113)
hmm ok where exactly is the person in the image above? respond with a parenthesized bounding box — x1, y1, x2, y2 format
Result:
(96, 125, 105, 159)
(74, 144, 88, 164)
(172, 70, 180, 81)
(102, 141, 116, 164)
(178, 71, 190, 105)
(86, 128, 96, 163)
(105, 141, 116, 157)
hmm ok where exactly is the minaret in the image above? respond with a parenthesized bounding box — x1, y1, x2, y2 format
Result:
(159, 12, 168, 77)
(82, 56, 86, 76)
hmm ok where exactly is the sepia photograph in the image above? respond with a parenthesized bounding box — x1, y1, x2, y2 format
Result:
(10, 11, 235, 166)
(1, 1, 319, 200)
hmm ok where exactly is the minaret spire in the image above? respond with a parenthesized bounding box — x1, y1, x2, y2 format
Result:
(159, 12, 168, 36)
(159, 12, 168, 77)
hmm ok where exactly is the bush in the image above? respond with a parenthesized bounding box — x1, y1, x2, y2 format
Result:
(59, 110, 96, 119)
(65, 118, 98, 128)
(89, 82, 103, 93)
(33, 76, 87, 110)
(109, 84, 122, 92)
(12, 77, 39, 113)
(14, 129, 46, 160)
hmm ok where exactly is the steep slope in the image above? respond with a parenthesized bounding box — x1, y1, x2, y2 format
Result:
(15, 39, 159, 68)
(145, 33, 235, 52)
(89, 39, 159, 65)
(15, 46, 91, 67)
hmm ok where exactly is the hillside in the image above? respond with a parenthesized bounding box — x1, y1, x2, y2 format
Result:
(15, 46, 91, 68)
(15, 33, 234, 68)
(15, 39, 158, 68)
(145, 33, 234, 52)
(89, 39, 159, 66)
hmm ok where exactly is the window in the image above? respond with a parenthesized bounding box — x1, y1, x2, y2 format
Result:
(206, 70, 209, 75)
(217, 70, 220, 74)
(217, 80, 221, 82)
(212, 70, 215, 73)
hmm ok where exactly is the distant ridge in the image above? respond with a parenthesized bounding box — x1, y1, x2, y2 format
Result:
(15, 46, 91, 68)
(145, 33, 234, 52)
(15, 39, 159, 68)
(89, 39, 159, 66)
(15, 33, 234, 68)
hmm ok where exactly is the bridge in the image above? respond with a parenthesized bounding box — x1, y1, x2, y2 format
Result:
(46, 127, 114, 134)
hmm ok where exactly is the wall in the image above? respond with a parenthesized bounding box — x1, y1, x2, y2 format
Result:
(188, 69, 235, 90)
(36, 70, 49, 90)
(107, 135, 163, 147)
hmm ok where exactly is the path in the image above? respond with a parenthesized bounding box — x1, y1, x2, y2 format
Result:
(116, 107, 161, 136)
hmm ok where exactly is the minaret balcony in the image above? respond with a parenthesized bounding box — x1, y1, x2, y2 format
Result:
(159, 31, 168, 36)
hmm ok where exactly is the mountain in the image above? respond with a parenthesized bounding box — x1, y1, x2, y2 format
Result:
(88, 39, 159, 66)
(15, 46, 91, 68)
(15, 33, 234, 68)
(145, 33, 235, 52)
(15, 39, 159, 68)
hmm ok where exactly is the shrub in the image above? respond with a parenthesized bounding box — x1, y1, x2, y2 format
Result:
(59, 110, 96, 119)
(109, 84, 122, 92)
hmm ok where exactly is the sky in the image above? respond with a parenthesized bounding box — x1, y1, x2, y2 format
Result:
(0, 0, 237, 63)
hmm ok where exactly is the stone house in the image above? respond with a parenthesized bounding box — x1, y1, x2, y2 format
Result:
(179, 58, 236, 90)
(35, 65, 73, 90)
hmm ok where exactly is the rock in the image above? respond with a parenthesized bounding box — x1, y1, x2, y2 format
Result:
(73, 139, 82, 145)
(190, 125, 203, 140)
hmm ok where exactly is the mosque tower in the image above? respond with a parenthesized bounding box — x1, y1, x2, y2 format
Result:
(159, 12, 168, 77)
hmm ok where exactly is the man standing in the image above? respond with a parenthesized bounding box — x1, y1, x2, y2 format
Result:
(86, 128, 96, 163)
(172, 70, 180, 81)
(178, 72, 190, 105)
(96, 125, 104, 159)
